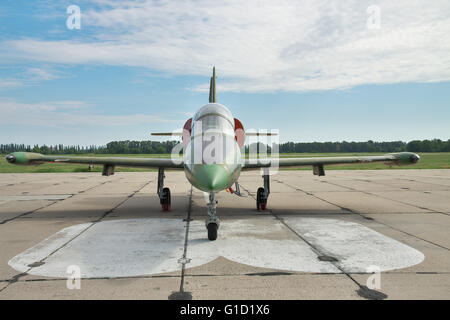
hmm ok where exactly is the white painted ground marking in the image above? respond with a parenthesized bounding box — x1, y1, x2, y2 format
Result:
(8, 217, 424, 278)
(187, 218, 340, 273)
(283, 217, 425, 273)
(9, 219, 186, 278)
(8, 222, 93, 274)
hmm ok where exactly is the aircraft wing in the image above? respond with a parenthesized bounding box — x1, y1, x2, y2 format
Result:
(243, 152, 420, 175)
(5, 152, 184, 175)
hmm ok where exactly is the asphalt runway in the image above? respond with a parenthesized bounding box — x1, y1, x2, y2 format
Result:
(0, 170, 449, 300)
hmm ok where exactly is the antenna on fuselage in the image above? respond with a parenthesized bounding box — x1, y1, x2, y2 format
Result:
(209, 66, 216, 103)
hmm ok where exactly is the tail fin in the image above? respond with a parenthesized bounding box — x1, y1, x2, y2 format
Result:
(209, 66, 216, 103)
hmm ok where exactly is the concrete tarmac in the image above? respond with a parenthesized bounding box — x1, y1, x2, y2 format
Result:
(0, 169, 449, 300)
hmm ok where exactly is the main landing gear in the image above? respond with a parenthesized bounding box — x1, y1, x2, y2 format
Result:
(206, 192, 219, 241)
(256, 170, 270, 211)
(158, 168, 171, 211)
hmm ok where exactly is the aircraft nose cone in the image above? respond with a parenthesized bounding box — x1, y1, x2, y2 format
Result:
(411, 154, 420, 164)
(5, 153, 16, 164)
(196, 164, 229, 192)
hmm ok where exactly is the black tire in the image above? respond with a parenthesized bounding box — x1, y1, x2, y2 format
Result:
(160, 187, 171, 205)
(164, 187, 171, 204)
(207, 223, 218, 241)
(257, 187, 265, 210)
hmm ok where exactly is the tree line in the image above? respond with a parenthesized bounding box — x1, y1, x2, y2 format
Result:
(1, 139, 449, 154)
(0, 141, 179, 155)
(276, 139, 450, 153)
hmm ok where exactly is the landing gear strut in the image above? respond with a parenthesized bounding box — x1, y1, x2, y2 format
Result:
(206, 192, 219, 241)
(158, 168, 171, 211)
(256, 170, 270, 211)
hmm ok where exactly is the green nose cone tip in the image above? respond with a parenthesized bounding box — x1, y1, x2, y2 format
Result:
(196, 164, 229, 192)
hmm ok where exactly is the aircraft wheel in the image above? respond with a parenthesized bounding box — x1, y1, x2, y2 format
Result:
(161, 187, 171, 211)
(256, 187, 267, 211)
(207, 223, 218, 241)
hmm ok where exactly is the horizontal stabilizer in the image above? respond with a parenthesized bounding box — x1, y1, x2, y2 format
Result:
(245, 132, 278, 136)
(152, 132, 278, 136)
(151, 132, 183, 136)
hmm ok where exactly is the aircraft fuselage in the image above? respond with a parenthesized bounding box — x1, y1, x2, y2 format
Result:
(183, 103, 243, 192)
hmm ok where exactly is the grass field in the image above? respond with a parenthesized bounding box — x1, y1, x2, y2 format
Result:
(0, 153, 448, 173)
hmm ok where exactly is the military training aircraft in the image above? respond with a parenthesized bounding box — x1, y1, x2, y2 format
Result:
(5, 68, 420, 240)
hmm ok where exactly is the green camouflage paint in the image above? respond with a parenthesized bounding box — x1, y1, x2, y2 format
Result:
(6, 152, 44, 165)
(195, 164, 229, 192)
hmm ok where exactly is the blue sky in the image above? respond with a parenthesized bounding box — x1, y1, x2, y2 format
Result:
(0, 0, 449, 146)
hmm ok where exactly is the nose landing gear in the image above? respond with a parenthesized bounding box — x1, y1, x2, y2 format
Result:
(256, 170, 270, 211)
(206, 192, 219, 240)
(158, 168, 171, 211)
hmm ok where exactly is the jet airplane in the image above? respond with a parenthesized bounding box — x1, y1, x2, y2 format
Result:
(5, 68, 420, 240)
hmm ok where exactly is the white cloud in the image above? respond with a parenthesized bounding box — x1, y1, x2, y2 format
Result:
(0, 67, 63, 91)
(0, 79, 23, 90)
(25, 67, 61, 81)
(1, 0, 449, 92)
(0, 97, 181, 126)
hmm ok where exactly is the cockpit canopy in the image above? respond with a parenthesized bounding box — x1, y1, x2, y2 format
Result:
(192, 103, 235, 136)
(193, 103, 234, 126)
